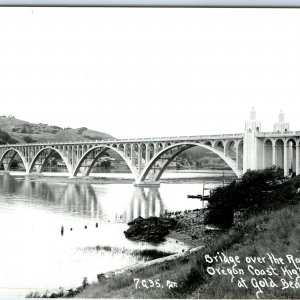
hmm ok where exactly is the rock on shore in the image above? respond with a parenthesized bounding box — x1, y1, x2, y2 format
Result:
(124, 216, 177, 242)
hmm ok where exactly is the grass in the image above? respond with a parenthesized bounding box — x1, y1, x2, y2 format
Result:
(76, 202, 300, 299)
(76, 256, 193, 298)
(192, 204, 300, 299)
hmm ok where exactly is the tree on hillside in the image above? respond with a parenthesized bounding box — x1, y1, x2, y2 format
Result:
(0, 130, 18, 144)
(204, 167, 299, 228)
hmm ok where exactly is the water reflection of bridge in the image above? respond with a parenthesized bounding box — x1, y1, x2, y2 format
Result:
(0, 174, 164, 222)
(0, 174, 101, 218)
(124, 187, 164, 222)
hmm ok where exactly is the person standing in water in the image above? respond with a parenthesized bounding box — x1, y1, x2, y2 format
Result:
(61, 226, 64, 236)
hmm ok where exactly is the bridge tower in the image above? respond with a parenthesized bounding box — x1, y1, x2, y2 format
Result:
(273, 110, 293, 175)
(273, 109, 289, 133)
(243, 107, 263, 172)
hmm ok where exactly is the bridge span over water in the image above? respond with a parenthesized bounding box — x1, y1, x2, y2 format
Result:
(0, 109, 300, 185)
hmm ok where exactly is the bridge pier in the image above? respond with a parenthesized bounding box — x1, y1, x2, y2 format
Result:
(35, 165, 42, 173)
(0, 170, 10, 175)
(284, 145, 288, 176)
(2, 163, 9, 171)
(296, 145, 300, 175)
(272, 145, 277, 166)
(25, 173, 44, 179)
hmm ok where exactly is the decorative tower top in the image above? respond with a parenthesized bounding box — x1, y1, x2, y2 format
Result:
(250, 107, 256, 121)
(273, 110, 289, 133)
(278, 109, 284, 123)
(245, 107, 261, 133)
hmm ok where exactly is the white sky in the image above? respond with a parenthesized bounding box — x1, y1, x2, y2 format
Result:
(0, 8, 299, 138)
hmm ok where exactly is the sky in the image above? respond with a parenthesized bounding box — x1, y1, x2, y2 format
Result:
(0, 8, 299, 139)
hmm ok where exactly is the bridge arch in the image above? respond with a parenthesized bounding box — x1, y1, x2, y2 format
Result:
(0, 148, 28, 172)
(286, 138, 297, 173)
(263, 139, 274, 168)
(274, 139, 285, 169)
(214, 141, 225, 151)
(224, 140, 236, 158)
(137, 142, 241, 183)
(71, 145, 138, 177)
(263, 138, 275, 147)
(147, 143, 155, 160)
(203, 141, 212, 147)
(28, 147, 72, 174)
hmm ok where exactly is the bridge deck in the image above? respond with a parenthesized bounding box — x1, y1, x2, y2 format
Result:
(0, 133, 244, 148)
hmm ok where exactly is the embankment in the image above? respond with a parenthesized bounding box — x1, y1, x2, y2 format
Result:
(75, 170, 300, 299)
(75, 202, 300, 299)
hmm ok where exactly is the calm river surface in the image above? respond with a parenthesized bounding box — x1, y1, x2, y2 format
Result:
(0, 172, 230, 297)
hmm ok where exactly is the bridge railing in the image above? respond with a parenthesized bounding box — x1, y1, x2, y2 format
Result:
(0, 133, 246, 148)
(256, 131, 300, 137)
(4, 131, 300, 149)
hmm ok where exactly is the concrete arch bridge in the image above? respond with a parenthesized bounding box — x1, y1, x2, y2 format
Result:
(1, 109, 300, 185)
(0, 134, 244, 185)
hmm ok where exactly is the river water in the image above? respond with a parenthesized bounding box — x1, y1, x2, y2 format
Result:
(0, 172, 231, 297)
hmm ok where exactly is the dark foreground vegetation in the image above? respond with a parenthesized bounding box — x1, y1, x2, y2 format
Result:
(204, 166, 300, 228)
(28, 168, 300, 298)
(124, 216, 177, 242)
(0, 129, 18, 144)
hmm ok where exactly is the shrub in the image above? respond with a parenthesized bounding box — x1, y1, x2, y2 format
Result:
(48, 129, 59, 134)
(77, 127, 88, 134)
(0, 130, 18, 144)
(204, 167, 299, 228)
(23, 136, 37, 143)
(82, 277, 89, 288)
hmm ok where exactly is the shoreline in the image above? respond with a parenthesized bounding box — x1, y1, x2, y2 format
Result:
(71, 210, 224, 298)
(166, 209, 224, 248)
(1, 170, 236, 185)
(26, 209, 220, 298)
(10, 172, 226, 298)
(10, 172, 233, 298)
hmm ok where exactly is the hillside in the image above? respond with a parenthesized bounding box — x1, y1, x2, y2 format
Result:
(0, 116, 229, 171)
(0, 116, 113, 144)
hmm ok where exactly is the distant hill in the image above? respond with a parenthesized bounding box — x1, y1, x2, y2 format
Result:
(0, 116, 229, 170)
(0, 116, 113, 144)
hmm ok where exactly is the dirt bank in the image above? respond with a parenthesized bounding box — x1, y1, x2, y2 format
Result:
(166, 209, 224, 247)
